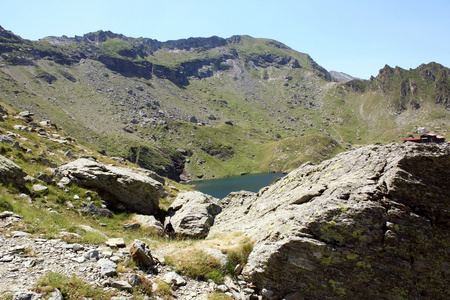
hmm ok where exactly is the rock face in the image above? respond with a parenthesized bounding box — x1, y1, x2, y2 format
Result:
(208, 143, 450, 299)
(55, 158, 165, 215)
(0, 155, 27, 187)
(165, 191, 222, 238)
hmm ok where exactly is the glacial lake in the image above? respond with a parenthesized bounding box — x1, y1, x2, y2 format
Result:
(189, 173, 285, 199)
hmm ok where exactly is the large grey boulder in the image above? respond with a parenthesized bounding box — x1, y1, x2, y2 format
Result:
(132, 214, 164, 235)
(208, 143, 450, 299)
(165, 191, 222, 238)
(55, 158, 165, 215)
(0, 155, 27, 187)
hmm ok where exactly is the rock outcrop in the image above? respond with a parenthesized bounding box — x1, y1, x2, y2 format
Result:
(55, 158, 165, 215)
(0, 155, 27, 187)
(208, 143, 450, 299)
(165, 191, 222, 238)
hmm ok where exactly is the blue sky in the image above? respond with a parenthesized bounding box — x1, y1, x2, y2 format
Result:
(1, 0, 449, 79)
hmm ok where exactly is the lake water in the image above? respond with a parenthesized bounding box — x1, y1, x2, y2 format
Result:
(189, 173, 285, 199)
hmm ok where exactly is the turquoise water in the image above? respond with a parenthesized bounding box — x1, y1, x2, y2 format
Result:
(189, 173, 285, 199)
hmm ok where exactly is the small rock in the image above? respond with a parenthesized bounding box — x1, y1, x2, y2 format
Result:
(110, 279, 133, 291)
(12, 290, 42, 300)
(84, 249, 99, 260)
(162, 271, 186, 286)
(123, 222, 141, 229)
(97, 258, 117, 277)
(48, 288, 63, 300)
(0, 255, 14, 262)
(12, 231, 30, 237)
(32, 184, 48, 193)
(105, 238, 126, 248)
(81, 202, 113, 218)
(0, 211, 14, 218)
(234, 263, 243, 276)
(72, 256, 86, 263)
(129, 274, 141, 286)
(216, 284, 228, 292)
(110, 255, 122, 263)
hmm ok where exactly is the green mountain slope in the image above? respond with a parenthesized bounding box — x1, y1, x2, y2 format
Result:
(0, 26, 448, 181)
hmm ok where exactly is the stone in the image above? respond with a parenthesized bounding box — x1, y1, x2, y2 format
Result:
(109, 279, 133, 290)
(0, 155, 27, 187)
(0, 133, 14, 143)
(81, 202, 113, 218)
(0, 211, 14, 218)
(12, 290, 42, 300)
(12, 231, 30, 237)
(0, 255, 14, 262)
(32, 184, 48, 193)
(55, 158, 165, 214)
(36, 173, 53, 184)
(64, 149, 76, 158)
(105, 238, 126, 248)
(209, 143, 450, 299)
(84, 249, 99, 260)
(162, 271, 186, 286)
(132, 214, 164, 235)
(128, 274, 141, 286)
(123, 222, 141, 229)
(48, 288, 63, 300)
(130, 239, 154, 267)
(13, 125, 29, 132)
(164, 191, 222, 238)
(97, 258, 117, 277)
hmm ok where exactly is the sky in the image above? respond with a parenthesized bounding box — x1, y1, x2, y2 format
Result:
(0, 0, 449, 79)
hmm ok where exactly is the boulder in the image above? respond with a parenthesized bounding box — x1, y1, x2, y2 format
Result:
(81, 202, 113, 218)
(130, 239, 154, 267)
(0, 155, 27, 187)
(132, 214, 164, 235)
(208, 143, 450, 299)
(55, 158, 165, 215)
(165, 191, 222, 238)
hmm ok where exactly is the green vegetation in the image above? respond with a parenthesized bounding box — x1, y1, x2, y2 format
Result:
(36, 272, 116, 299)
(99, 38, 134, 58)
(208, 292, 233, 300)
(165, 249, 224, 284)
(224, 242, 253, 276)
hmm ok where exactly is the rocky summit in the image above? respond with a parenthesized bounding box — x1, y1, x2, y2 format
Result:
(208, 142, 450, 299)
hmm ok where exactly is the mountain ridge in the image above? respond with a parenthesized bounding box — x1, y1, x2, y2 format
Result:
(0, 26, 448, 181)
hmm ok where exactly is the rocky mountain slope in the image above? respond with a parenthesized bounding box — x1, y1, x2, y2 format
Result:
(1, 100, 448, 299)
(0, 26, 449, 181)
(208, 142, 450, 299)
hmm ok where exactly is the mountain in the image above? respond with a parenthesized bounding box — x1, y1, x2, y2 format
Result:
(0, 26, 448, 181)
(329, 70, 356, 82)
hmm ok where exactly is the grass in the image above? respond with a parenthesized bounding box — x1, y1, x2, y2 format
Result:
(208, 292, 233, 300)
(165, 249, 224, 284)
(35, 272, 116, 299)
(224, 242, 253, 277)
